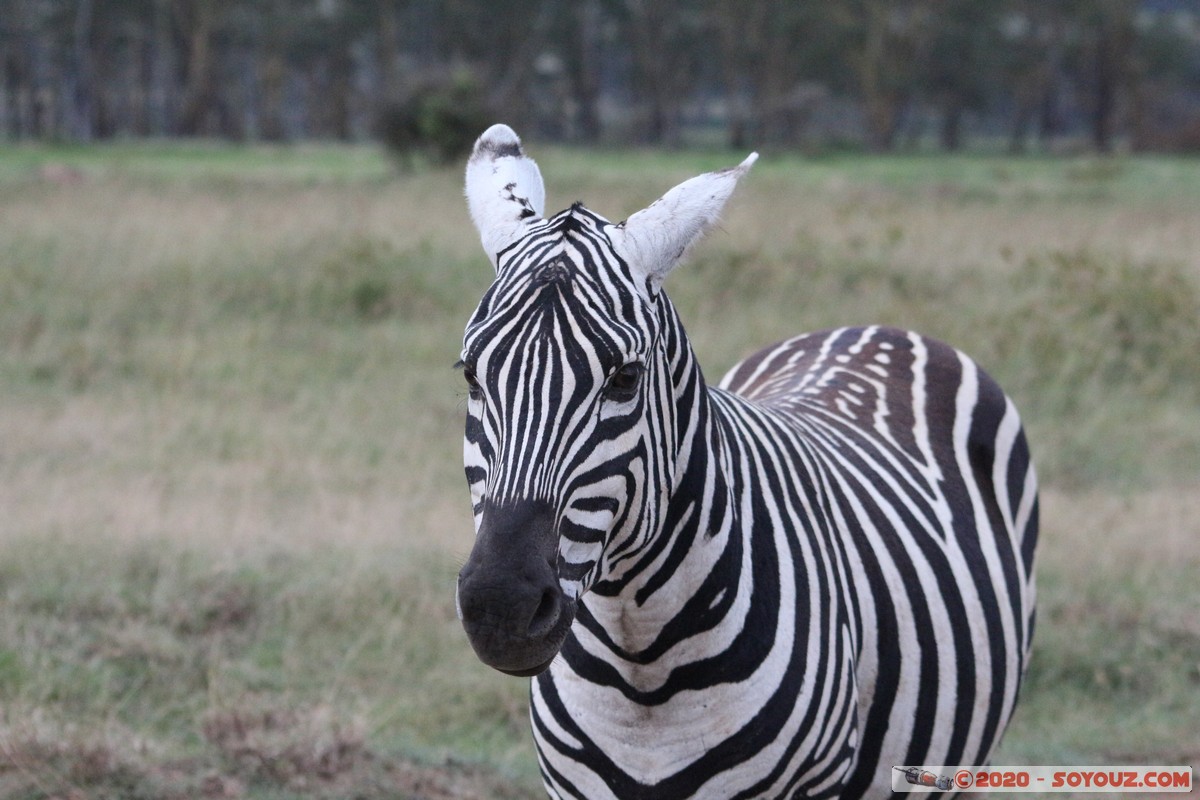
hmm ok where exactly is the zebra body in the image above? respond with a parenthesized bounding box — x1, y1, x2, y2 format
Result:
(455, 125, 1038, 800)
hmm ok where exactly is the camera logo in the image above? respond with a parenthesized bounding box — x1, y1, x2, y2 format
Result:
(894, 766, 953, 791)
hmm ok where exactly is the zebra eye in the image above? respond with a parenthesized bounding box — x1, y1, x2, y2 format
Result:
(604, 363, 642, 403)
(463, 366, 483, 400)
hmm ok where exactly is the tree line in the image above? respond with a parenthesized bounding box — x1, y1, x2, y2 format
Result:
(3, 0, 1200, 153)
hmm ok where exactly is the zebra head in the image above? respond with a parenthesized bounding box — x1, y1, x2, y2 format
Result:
(455, 124, 755, 676)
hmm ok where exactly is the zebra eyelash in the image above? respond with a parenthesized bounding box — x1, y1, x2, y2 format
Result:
(454, 358, 484, 399)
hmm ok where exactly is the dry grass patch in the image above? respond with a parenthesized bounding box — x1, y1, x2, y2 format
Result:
(0, 705, 534, 799)
(997, 485, 1200, 765)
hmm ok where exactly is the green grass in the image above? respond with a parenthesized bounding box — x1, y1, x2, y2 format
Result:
(0, 140, 395, 186)
(1, 141, 1198, 797)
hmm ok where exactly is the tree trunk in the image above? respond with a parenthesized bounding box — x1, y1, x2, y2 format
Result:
(940, 101, 964, 151)
(376, 0, 402, 102)
(1092, 38, 1117, 153)
(489, 0, 556, 133)
(1090, 3, 1135, 154)
(711, 1, 749, 149)
(0, 43, 13, 138)
(567, 0, 603, 142)
(146, 0, 172, 135)
(68, 0, 95, 141)
(626, 0, 688, 147)
(259, 48, 286, 141)
(328, 49, 354, 141)
(1008, 100, 1032, 154)
(860, 2, 901, 152)
(176, 0, 219, 136)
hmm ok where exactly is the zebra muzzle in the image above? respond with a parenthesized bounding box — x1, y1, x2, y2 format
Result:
(456, 501, 576, 677)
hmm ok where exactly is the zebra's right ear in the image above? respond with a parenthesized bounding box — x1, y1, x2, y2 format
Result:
(465, 124, 546, 270)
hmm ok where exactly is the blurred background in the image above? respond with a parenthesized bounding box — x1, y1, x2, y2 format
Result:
(3, 0, 1200, 155)
(1, 2, 1199, 799)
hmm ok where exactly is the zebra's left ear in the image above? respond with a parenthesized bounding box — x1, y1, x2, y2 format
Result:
(465, 124, 546, 270)
(610, 152, 758, 296)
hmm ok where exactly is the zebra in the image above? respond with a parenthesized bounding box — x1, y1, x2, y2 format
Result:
(454, 124, 1038, 800)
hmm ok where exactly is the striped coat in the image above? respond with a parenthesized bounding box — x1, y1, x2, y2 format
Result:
(455, 125, 1038, 799)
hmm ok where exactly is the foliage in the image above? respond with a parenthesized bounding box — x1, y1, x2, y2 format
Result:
(375, 73, 493, 168)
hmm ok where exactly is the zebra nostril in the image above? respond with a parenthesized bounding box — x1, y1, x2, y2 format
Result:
(527, 588, 560, 638)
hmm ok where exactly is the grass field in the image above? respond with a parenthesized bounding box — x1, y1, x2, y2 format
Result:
(1, 141, 1198, 799)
